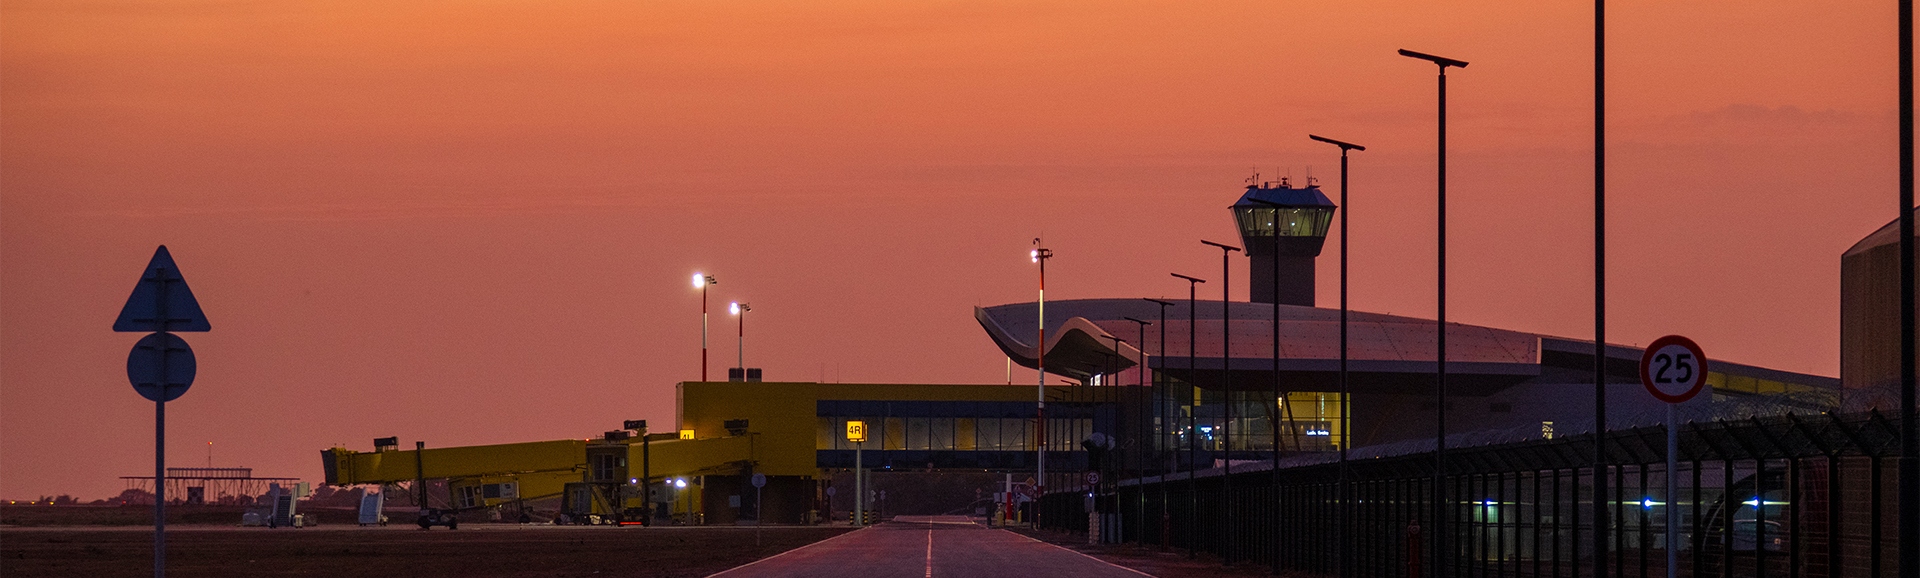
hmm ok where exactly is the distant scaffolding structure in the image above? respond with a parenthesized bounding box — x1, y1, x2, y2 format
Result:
(120, 467, 298, 505)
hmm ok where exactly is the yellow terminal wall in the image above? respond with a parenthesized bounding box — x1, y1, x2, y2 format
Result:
(676, 381, 1078, 477)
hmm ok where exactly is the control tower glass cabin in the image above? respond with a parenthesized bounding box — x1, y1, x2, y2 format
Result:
(1232, 180, 1337, 306)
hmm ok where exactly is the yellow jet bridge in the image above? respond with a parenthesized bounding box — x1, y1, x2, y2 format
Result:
(322, 433, 756, 519)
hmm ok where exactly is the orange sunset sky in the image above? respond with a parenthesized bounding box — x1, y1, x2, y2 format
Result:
(1, 1, 1910, 500)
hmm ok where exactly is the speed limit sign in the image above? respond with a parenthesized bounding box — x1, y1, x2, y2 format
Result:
(1640, 335, 1708, 404)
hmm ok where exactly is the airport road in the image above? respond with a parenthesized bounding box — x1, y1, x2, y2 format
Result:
(708, 516, 1154, 578)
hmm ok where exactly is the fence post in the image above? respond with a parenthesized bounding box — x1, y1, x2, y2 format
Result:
(1408, 518, 1423, 578)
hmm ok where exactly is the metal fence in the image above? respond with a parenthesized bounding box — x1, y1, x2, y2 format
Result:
(1040, 410, 1908, 578)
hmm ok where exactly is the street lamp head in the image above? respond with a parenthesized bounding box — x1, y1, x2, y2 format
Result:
(1030, 249, 1039, 262)
(1309, 134, 1367, 151)
(1201, 240, 1243, 253)
(1030, 247, 1053, 263)
(730, 302, 749, 315)
(1122, 316, 1151, 326)
(1398, 49, 1469, 69)
(693, 272, 705, 288)
(1143, 298, 1176, 308)
(1171, 273, 1207, 284)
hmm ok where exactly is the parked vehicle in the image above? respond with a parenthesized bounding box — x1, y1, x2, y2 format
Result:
(1730, 519, 1784, 552)
(416, 508, 458, 530)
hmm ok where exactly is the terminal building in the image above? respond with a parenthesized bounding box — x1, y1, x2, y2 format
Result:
(323, 180, 1893, 526)
(1842, 206, 1920, 402)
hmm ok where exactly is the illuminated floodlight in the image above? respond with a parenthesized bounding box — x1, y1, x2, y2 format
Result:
(630, 478, 639, 485)
(1642, 497, 1655, 509)
(729, 302, 740, 315)
(1030, 249, 1039, 262)
(1481, 500, 1496, 506)
(674, 479, 687, 488)
(692, 272, 706, 288)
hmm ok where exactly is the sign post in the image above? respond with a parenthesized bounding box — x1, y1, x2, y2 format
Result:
(113, 246, 211, 578)
(751, 472, 766, 545)
(625, 420, 650, 527)
(1639, 335, 1706, 578)
(846, 421, 867, 527)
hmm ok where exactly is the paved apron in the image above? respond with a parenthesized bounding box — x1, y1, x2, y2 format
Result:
(709, 516, 1152, 578)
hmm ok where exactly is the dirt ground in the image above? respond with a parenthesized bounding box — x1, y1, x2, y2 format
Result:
(1, 524, 856, 578)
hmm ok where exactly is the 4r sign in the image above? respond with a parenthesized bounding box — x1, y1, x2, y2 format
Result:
(1640, 335, 1708, 404)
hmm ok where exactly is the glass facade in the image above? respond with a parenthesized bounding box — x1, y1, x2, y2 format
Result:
(1155, 383, 1347, 454)
(811, 388, 1346, 471)
(817, 415, 1091, 453)
(1234, 206, 1333, 238)
(815, 401, 1092, 453)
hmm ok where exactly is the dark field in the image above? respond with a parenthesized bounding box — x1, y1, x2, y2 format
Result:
(2, 504, 264, 527)
(1, 524, 856, 578)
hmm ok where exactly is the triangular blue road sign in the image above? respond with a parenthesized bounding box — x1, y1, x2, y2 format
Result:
(113, 245, 211, 332)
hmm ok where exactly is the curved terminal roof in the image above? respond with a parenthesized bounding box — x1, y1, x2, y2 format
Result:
(977, 298, 1542, 393)
(1843, 206, 1920, 257)
(977, 298, 1838, 395)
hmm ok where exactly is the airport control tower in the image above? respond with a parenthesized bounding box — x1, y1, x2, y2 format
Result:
(1232, 178, 1337, 306)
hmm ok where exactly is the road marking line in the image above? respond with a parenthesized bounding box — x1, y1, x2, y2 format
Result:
(925, 520, 934, 578)
(1004, 530, 1158, 577)
(704, 526, 873, 578)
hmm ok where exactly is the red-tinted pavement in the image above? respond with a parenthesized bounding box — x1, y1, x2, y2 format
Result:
(708, 516, 1155, 578)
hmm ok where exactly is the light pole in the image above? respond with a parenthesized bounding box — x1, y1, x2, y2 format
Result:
(730, 302, 750, 377)
(1591, 4, 1614, 575)
(1123, 316, 1151, 545)
(1400, 48, 1467, 578)
(693, 273, 716, 382)
(1143, 297, 1175, 550)
(1032, 240, 1054, 527)
(1171, 273, 1205, 558)
(1900, 1, 1917, 576)
(1200, 239, 1240, 563)
(1309, 133, 1365, 578)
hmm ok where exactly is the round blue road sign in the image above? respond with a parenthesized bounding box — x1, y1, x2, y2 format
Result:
(127, 333, 195, 402)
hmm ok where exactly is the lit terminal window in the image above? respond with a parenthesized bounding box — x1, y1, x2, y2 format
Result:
(678, 429, 695, 440)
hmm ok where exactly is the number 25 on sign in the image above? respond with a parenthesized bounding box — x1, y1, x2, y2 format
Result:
(1640, 335, 1708, 404)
